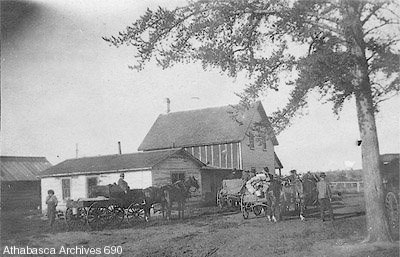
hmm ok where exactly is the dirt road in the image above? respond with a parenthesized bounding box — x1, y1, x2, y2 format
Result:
(1, 194, 398, 257)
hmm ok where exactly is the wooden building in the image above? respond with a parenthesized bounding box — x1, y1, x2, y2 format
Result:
(1, 156, 52, 210)
(40, 149, 205, 212)
(139, 101, 283, 201)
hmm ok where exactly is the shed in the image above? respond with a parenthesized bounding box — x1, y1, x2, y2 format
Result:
(1, 156, 52, 210)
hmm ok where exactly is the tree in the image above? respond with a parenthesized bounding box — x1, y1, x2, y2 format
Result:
(104, 0, 400, 242)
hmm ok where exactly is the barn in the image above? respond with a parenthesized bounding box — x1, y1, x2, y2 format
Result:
(40, 149, 206, 212)
(1, 156, 52, 210)
(139, 101, 283, 201)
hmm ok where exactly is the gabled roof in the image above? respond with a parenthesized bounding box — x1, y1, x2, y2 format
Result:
(138, 101, 278, 151)
(1, 156, 52, 181)
(41, 148, 204, 178)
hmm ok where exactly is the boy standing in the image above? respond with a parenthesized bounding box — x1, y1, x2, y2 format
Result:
(317, 173, 334, 221)
(45, 189, 58, 227)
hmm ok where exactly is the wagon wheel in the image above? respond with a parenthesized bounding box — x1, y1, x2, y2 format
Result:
(107, 204, 125, 228)
(385, 192, 399, 240)
(241, 195, 249, 219)
(65, 207, 86, 230)
(253, 205, 263, 216)
(126, 203, 146, 226)
(87, 202, 110, 230)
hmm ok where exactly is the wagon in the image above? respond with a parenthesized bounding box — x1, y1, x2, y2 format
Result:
(381, 154, 399, 240)
(216, 179, 243, 210)
(64, 185, 147, 230)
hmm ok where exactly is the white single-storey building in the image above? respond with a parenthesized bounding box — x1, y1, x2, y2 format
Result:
(40, 149, 205, 213)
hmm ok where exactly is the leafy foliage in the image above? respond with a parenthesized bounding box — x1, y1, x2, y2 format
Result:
(104, 0, 400, 134)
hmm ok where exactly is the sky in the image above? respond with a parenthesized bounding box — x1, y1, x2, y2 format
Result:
(1, 0, 399, 174)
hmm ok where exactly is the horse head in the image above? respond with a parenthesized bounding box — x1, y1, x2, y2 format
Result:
(185, 176, 199, 193)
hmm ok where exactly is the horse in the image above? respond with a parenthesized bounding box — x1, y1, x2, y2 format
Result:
(162, 176, 200, 220)
(141, 186, 168, 220)
(280, 177, 305, 221)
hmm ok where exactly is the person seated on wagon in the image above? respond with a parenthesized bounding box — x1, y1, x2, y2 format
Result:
(118, 173, 130, 193)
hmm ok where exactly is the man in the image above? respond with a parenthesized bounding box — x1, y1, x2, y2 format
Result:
(288, 169, 300, 183)
(286, 169, 305, 220)
(263, 167, 273, 182)
(316, 172, 334, 221)
(118, 173, 130, 193)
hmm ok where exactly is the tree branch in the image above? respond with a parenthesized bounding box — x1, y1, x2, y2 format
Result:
(361, 3, 384, 25)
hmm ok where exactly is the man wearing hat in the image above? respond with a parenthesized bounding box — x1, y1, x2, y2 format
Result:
(118, 173, 130, 193)
(288, 169, 300, 184)
(316, 172, 334, 221)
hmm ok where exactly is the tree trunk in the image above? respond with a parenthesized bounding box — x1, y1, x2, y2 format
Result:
(343, 0, 392, 242)
(355, 93, 391, 242)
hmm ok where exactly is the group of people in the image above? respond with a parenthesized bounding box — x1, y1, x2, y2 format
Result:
(45, 169, 333, 228)
(241, 167, 334, 221)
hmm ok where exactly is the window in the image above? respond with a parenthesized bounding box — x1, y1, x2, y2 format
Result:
(206, 145, 212, 165)
(226, 144, 232, 169)
(200, 146, 206, 163)
(171, 173, 185, 183)
(87, 177, 98, 197)
(221, 144, 227, 168)
(232, 143, 239, 169)
(212, 145, 220, 167)
(193, 147, 200, 159)
(61, 178, 71, 200)
(262, 136, 267, 151)
(249, 132, 255, 150)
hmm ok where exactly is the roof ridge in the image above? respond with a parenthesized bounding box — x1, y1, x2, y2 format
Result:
(62, 148, 182, 162)
(160, 103, 238, 116)
(0, 156, 48, 159)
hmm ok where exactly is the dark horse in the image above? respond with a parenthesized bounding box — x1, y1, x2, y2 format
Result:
(142, 186, 168, 220)
(162, 176, 200, 220)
